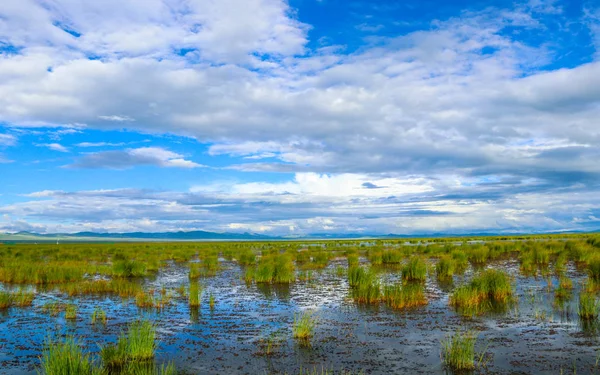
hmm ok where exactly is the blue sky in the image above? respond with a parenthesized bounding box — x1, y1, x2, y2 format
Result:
(1, 0, 600, 235)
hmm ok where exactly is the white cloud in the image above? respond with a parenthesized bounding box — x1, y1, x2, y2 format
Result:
(37, 143, 69, 152)
(68, 146, 203, 169)
(0, 154, 13, 163)
(0, 133, 17, 146)
(98, 115, 135, 122)
(0, 0, 308, 63)
(76, 142, 126, 147)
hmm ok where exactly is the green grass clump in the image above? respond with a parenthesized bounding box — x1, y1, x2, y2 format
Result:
(468, 246, 489, 264)
(127, 320, 157, 361)
(441, 330, 477, 371)
(436, 256, 455, 280)
(587, 256, 600, 282)
(135, 291, 155, 308)
(113, 259, 147, 278)
(0, 263, 85, 285)
(352, 277, 381, 304)
(347, 253, 359, 267)
(238, 250, 256, 265)
(189, 282, 202, 308)
(91, 308, 107, 325)
(0, 291, 11, 309)
(292, 311, 317, 343)
(41, 337, 99, 374)
(347, 266, 368, 287)
(252, 254, 295, 284)
(202, 255, 220, 275)
(12, 289, 34, 307)
(381, 250, 403, 264)
(101, 320, 157, 368)
(579, 293, 600, 320)
(451, 250, 469, 273)
(188, 263, 203, 280)
(383, 283, 427, 310)
(450, 269, 514, 317)
(347, 266, 380, 304)
(402, 257, 427, 282)
(65, 304, 77, 320)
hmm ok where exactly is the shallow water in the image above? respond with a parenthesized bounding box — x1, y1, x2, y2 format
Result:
(0, 258, 599, 374)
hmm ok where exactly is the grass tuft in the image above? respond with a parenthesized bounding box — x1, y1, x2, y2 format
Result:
(293, 311, 317, 345)
(41, 336, 99, 375)
(441, 330, 477, 371)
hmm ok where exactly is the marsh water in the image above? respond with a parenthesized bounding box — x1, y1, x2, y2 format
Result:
(0, 257, 598, 374)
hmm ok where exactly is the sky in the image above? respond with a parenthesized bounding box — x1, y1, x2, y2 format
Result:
(1, 0, 600, 236)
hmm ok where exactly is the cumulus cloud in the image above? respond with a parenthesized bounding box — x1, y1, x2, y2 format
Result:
(67, 147, 203, 169)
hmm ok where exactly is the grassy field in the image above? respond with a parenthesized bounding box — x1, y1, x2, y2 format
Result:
(1, 233, 600, 374)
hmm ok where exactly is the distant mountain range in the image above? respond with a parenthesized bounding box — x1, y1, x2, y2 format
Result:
(0, 229, 594, 242)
